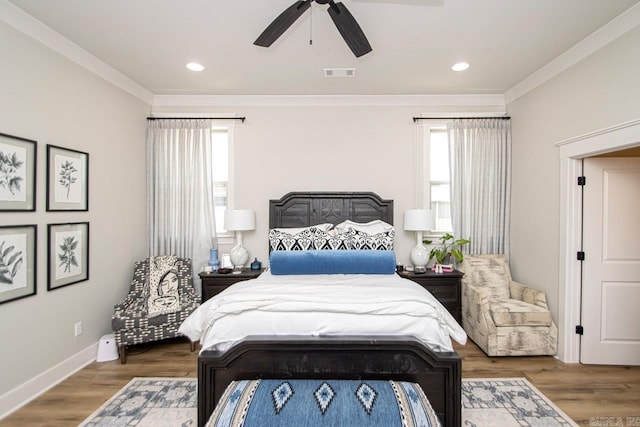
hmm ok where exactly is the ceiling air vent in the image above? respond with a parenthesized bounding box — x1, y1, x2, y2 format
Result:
(324, 68, 356, 78)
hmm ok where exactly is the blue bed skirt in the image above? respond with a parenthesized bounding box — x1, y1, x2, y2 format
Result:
(206, 379, 441, 427)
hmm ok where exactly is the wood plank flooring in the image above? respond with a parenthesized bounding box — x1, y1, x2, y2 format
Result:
(2, 338, 639, 426)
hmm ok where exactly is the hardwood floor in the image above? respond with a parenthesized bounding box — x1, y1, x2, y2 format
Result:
(2, 338, 639, 426)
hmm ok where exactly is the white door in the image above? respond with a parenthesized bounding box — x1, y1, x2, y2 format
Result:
(581, 157, 640, 365)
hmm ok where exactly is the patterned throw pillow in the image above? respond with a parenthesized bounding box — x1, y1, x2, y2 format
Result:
(147, 256, 181, 318)
(312, 229, 354, 250)
(350, 229, 395, 250)
(269, 228, 315, 251)
(335, 219, 394, 235)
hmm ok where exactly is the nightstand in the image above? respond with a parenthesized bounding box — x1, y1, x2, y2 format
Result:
(199, 269, 264, 303)
(398, 269, 463, 323)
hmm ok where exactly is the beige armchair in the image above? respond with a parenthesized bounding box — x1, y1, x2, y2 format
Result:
(458, 254, 557, 356)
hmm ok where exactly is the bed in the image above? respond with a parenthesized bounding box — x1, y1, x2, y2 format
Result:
(191, 192, 464, 427)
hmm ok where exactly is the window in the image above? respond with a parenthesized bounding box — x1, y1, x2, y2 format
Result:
(211, 127, 231, 235)
(424, 127, 452, 233)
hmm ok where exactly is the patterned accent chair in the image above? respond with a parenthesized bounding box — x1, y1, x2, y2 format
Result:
(458, 254, 557, 356)
(112, 257, 199, 363)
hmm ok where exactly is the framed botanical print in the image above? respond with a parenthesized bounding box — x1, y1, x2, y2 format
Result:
(47, 222, 89, 290)
(0, 133, 36, 211)
(46, 145, 89, 211)
(0, 225, 37, 304)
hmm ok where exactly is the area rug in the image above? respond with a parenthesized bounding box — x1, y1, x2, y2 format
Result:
(80, 377, 578, 426)
(463, 377, 578, 427)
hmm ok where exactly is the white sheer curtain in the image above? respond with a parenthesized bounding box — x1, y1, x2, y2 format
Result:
(146, 119, 217, 288)
(447, 118, 511, 255)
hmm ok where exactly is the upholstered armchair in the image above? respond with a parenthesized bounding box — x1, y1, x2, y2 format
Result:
(458, 254, 557, 356)
(112, 256, 199, 363)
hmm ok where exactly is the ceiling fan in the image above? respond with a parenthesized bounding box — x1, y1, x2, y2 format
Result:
(254, 0, 372, 58)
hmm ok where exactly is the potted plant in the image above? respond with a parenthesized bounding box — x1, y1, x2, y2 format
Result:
(424, 233, 470, 265)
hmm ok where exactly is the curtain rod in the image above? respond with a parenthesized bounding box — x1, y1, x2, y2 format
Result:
(147, 116, 246, 122)
(413, 116, 510, 122)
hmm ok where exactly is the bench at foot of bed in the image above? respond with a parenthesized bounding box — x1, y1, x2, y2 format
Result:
(197, 336, 461, 427)
(206, 378, 442, 427)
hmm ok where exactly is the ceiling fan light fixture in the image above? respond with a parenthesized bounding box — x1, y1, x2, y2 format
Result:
(451, 62, 470, 72)
(255, 0, 371, 57)
(186, 62, 205, 72)
(324, 68, 356, 78)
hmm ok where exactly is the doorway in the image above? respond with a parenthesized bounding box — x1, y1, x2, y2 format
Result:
(580, 157, 640, 364)
(557, 118, 640, 363)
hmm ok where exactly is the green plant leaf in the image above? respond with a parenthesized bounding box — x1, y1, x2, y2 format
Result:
(427, 233, 470, 263)
(441, 233, 454, 242)
(450, 249, 464, 262)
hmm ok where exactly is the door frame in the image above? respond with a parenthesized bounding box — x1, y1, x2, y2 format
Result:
(556, 117, 640, 363)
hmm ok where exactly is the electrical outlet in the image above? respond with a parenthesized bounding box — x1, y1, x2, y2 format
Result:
(74, 321, 82, 337)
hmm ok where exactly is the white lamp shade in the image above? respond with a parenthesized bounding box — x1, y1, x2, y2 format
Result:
(404, 209, 434, 231)
(224, 209, 256, 231)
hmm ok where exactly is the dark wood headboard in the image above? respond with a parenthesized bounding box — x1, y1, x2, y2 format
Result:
(269, 192, 393, 228)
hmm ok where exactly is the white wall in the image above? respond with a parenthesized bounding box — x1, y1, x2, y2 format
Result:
(0, 20, 149, 407)
(507, 26, 640, 320)
(236, 106, 417, 265)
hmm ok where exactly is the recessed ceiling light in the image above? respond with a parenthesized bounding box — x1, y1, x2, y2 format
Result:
(186, 62, 205, 72)
(451, 62, 469, 72)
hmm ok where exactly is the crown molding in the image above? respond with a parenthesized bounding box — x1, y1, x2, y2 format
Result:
(0, 0, 154, 104)
(555, 117, 640, 158)
(505, 2, 640, 105)
(152, 94, 506, 108)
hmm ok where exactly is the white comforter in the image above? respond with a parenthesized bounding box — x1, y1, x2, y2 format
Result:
(179, 270, 467, 353)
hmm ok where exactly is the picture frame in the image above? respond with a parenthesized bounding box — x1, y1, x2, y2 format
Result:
(0, 133, 36, 211)
(0, 225, 37, 304)
(220, 253, 232, 269)
(47, 222, 89, 290)
(46, 144, 89, 211)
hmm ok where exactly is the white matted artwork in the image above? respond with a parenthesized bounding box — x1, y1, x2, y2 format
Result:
(0, 133, 36, 211)
(47, 222, 89, 290)
(46, 144, 88, 211)
(0, 225, 37, 304)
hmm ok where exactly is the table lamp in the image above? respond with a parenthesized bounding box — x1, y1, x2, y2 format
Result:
(224, 209, 255, 271)
(404, 209, 435, 270)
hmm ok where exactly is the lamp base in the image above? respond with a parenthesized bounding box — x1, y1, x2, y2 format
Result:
(230, 244, 249, 270)
(410, 244, 429, 269)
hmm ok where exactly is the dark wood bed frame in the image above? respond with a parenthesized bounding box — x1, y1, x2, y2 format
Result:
(197, 192, 462, 427)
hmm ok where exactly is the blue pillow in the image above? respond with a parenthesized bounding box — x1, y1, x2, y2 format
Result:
(269, 250, 396, 275)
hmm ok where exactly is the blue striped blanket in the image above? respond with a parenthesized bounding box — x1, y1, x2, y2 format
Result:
(206, 379, 442, 427)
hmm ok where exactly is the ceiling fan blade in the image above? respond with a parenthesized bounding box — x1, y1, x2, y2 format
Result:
(255, 0, 312, 47)
(327, 1, 372, 57)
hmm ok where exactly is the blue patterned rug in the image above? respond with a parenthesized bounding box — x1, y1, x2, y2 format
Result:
(80, 377, 578, 426)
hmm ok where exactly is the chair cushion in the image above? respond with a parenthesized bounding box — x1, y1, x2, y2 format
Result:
(489, 298, 553, 327)
(460, 255, 511, 299)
